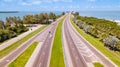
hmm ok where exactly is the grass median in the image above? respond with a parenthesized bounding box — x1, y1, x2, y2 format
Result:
(0, 25, 47, 59)
(9, 42, 38, 67)
(50, 18, 65, 67)
(70, 17, 120, 66)
(93, 62, 104, 67)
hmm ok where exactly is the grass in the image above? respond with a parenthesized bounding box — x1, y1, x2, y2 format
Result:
(9, 42, 38, 67)
(0, 25, 47, 59)
(70, 18, 120, 66)
(93, 62, 104, 67)
(50, 18, 65, 67)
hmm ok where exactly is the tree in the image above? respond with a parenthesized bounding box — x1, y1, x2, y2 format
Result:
(15, 17, 23, 26)
(78, 20, 85, 29)
(23, 15, 35, 24)
(0, 30, 4, 42)
(88, 27, 100, 38)
(103, 36, 119, 50)
(74, 12, 79, 16)
(116, 41, 120, 51)
(42, 13, 49, 24)
(62, 12, 65, 15)
(34, 14, 39, 24)
(84, 25, 91, 33)
(49, 12, 56, 20)
(100, 33, 109, 40)
(37, 13, 48, 24)
(5, 17, 12, 27)
(0, 20, 5, 30)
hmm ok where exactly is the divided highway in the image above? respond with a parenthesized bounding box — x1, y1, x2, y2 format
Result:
(62, 14, 116, 67)
(0, 16, 64, 67)
(0, 14, 117, 67)
(32, 16, 64, 67)
(63, 15, 87, 67)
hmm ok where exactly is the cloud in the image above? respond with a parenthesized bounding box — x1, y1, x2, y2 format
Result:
(87, 0, 96, 2)
(0, 2, 5, 6)
(42, 0, 72, 2)
(20, 0, 72, 6)
(4, 0, 15, 2)
(1, 0, 73, 6)
(21, 0, 41, 5)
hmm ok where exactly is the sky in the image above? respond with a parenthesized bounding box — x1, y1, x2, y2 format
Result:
(0, 0, 120, 11)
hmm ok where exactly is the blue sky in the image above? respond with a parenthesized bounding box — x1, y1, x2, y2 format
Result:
(0, 0, 120, 11)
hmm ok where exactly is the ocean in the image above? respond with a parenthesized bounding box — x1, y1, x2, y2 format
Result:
(79, 11, 120, 20)
(0, 11, 120, 22)
(0, 11, 62, 22)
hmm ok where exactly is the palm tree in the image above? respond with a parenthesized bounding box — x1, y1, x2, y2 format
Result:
(49, 12, 56, 20)
(0, 20, 5, 30)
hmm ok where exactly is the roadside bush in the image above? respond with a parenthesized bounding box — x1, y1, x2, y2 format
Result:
(8, 31, 17, 38)
(84, 25, 91, 33)
(0, 30, 4, 42)
(100, 33, 110, 41)
(17, 25, 28, 34)
(88, 27, 100, 38)
(8, 27, 17, 33)
(78, 20, 85, 29)
(116, 41, 120, 51)
(0, 30, 17, 42)
(7, 25, 28, 34)
(103, 36, 119, 50)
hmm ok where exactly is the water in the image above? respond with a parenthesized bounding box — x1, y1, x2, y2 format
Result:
(79, 11, 120, 20)
(0, 11, 62, 22)
(0, 11, 120, 22)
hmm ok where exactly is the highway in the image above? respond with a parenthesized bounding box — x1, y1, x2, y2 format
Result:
(62, 14, 116, 67)
(32, 17, 63, 67)
(63, 15, 87, 67)
(0, 16, 64, 67)
(0, 14, 117, 67)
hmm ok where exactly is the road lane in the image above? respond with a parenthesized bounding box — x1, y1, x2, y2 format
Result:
(32, 16, 64, 67)
(67, 14, 117, 67)
(0, 16, 64, 67)
(0, 25, 43, 50)
(63, 15, 87, 67)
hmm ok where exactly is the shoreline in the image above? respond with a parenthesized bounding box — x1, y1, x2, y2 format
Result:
(110, 20, 120, 25)
(0, 11, 19, 13)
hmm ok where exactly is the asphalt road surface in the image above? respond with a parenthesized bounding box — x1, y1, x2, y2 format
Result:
(0, 14, 117, 67)
(62, 14, 116, 67)
(0, 16, 64, 67)
(32, 17, 62, 67)
(63, 15, 88, 67)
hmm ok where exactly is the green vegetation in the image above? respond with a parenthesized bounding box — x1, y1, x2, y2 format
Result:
(23, 12, 56, 24)
(9, 42, 38, 67)
(0, 26, 46, 58)
(0, 12, 58, 43)
(70, 17, 120, 66)
(73, 15, 120, 51)
(0, 19, 28, 42)
(93, 62, 104, 67)
(76, 16, 120, 39)
(50, 18, 65, 67)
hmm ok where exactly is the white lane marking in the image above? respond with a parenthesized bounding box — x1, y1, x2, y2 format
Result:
(78, 46, 87, 50)
(79, 49, 89, 52)
(39, 63, 41, 67)
(72, 47, 75, 51)
(87, 53, 94, 57)
(6, 60, 10, 62)
(81, 53, 94, 57)
(75, 56, 79, 60)
(50, 34, 52, 38)
(42, 52, 45, 55)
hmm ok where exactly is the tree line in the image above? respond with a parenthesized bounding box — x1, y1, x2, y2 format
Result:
(0, 12, 58, 42)
(72, 13, 120, 51)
